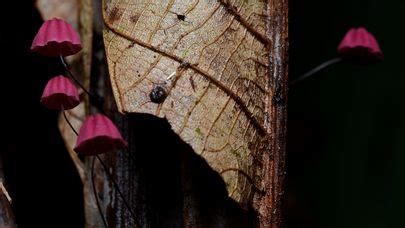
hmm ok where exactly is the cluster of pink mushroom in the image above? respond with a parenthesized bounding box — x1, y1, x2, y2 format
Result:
(291, 27, 383, 85)
(32, 18, 127, 156)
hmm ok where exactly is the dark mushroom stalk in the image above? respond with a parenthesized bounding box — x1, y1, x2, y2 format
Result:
(59, 55, 105, 112)
(290, 27, 383, 86)
(91, 157, 108, 228)
(290, 57, 342, 85)
(62, 110, 107, 228)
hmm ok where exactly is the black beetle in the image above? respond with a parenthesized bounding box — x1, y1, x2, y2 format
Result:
(149, 84, 168, 103)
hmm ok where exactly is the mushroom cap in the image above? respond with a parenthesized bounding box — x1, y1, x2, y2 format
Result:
(31, 18, 82, 57)
(74, 114, 128, 156)
(41, 75, 80, 110)
(338, 27, 383, 64)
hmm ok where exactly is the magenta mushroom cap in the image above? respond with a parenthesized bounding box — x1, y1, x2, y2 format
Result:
(74, 114, 128, 156)
(41, 75, 80, 110)
(31, 18, 82, 57)
(337, 27, 383, 64)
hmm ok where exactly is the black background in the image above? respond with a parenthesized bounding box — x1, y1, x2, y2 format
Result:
(288, 0, 405, 227)
(0, 0, 404, 227)
(0, 1, 84, 227)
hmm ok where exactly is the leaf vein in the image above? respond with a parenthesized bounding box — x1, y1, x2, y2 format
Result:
(217, 0, 270, 45)
(103, 8, 266, 134)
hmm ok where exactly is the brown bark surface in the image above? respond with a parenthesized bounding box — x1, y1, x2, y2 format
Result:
(258, 0, 289, 227)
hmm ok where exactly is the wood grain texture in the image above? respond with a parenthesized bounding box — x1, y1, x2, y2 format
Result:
(258, 0, 288, 227)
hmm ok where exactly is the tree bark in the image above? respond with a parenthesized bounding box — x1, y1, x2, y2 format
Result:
(259, 0, 289, 227)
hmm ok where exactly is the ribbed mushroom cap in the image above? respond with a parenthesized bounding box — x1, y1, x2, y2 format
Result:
(31, 18, 82, 57)
(338, 27, 383, 64)
(41, 75, 80, 110)
(74, 114, 128, 156)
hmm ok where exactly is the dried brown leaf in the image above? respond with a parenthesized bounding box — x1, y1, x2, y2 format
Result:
(102, 0, 271, 208)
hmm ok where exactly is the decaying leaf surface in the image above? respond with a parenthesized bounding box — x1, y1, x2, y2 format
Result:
(103, 0, 278, 215)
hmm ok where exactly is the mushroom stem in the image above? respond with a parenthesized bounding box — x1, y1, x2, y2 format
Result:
(62, 110, 78, 135)
(96, 155, 141, 227)
(290, 57, 342, 86)
(59, 55, 104, 112)
(91, 156, 108, 228)
(63, 110, 107, 227)
(59, 55, 92, 96)
(62, 110, 139, 226)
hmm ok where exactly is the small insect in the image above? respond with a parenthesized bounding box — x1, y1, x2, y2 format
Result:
(169, 11, 186, 21)
(189, 75, 196, 92)
(177, 14, 186, 21)
(127, 42, 135, 49)
(130, 14, 140, 23)
(149, 84, 168, 104)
